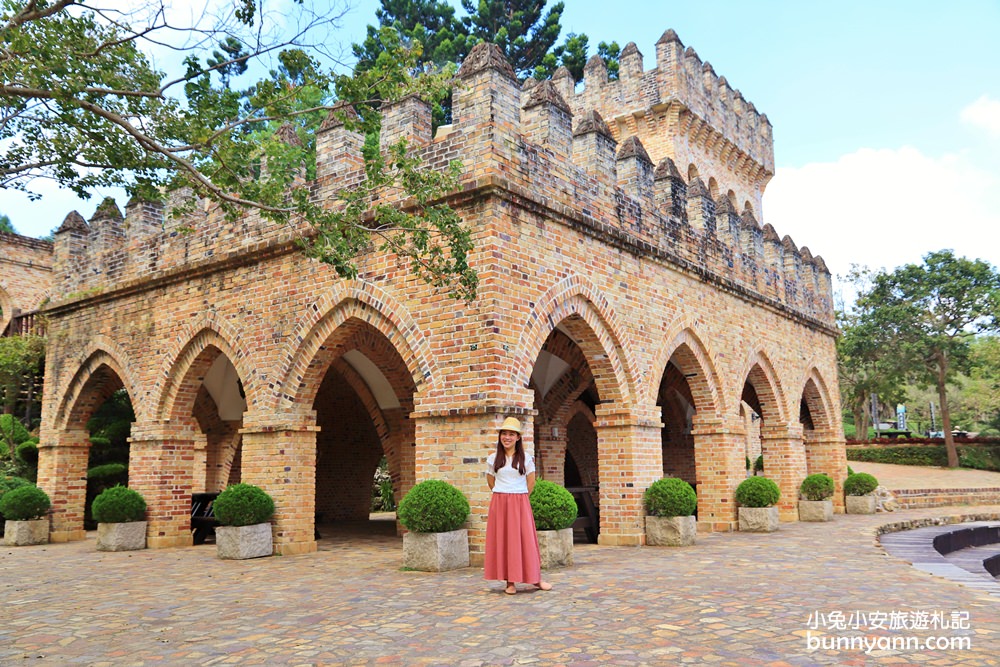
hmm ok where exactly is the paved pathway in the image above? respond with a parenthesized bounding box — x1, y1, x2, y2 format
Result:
(3, 502, 1000, 666)
(849, 461, 1000, 491)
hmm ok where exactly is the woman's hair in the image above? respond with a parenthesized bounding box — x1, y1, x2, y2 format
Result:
(493, 432, 526, 475)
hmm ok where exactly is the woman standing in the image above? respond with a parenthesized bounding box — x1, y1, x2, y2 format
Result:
(484, 416, 553, 595)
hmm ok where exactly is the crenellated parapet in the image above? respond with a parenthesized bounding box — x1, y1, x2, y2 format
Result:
(47, 35, 833, 327)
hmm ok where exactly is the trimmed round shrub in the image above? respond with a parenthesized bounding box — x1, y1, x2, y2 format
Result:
(530, 480, 578, 530)
(0, 485, 51, 521)
(15, 440, 38, 468)
(799, 474, 834, 501)
(644, 477, 697, 517)
(0, 476, 32, 522)
(397, 480, 469, 533)
(735, 476, 780, 508)
(0, 414, 31, 446)
(847, 465, 855, 476)
(213, 483, 275, 527)
(91, 485, 147, 523)
(753, 455, 764, 473)
(87, 463, 128, 482)
(844, 472, 878, 496)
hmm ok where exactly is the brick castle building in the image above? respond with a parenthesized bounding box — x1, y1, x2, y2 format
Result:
(30, 32, 846, 559)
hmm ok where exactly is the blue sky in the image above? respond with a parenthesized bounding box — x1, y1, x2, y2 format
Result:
(3, 0, 999, 297)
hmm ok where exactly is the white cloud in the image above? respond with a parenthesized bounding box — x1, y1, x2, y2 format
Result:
(961, 95, 1000, 138)
(762, 146, 1000, 293)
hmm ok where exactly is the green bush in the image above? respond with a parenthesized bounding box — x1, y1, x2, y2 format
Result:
(0, 476, 31, 520)
(213, 483, 275, 527)
(844, 472, 878, 496)
(847, 445, 948, 467)
(0, 414, 31, 446)
(959, 447, 1000, 471)
(530, 480, 578, 530)
(799, 474, 834, 501)
(847, 465, 855, 476)
(643, 477, 697, 517)
(0, 485, 50, 520)
(15, 440, 38, 468)
(735, 476, 780, 508)
(91, 485, 147, 523)
(753, 455, 764, 473)
(87, 463, 128, 481)
(397, 480, 469, 533)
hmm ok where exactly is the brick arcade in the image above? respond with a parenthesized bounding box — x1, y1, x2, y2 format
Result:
(31, 31, 846, 560)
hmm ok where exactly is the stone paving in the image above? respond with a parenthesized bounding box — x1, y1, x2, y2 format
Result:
(3, 466, 1000, 666)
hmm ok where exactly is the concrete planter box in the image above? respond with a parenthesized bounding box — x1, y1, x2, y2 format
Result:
(798, 500, 834, 522)
(4, 519, 49, 546)
(403, 528, 469, 572)
(216, 523, 273, 560)
(97, 521, 147, 551)
(537, 527, 574, 568)
(645, 515, 697, 546)
(846, 495, 877, 515)
(738, 506, 780, 532)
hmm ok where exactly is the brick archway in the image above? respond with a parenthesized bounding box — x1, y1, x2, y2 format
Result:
(514, 274, 640, 407)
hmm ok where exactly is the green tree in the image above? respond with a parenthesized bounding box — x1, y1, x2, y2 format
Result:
(1, 1, 477, 300)
(858, 250, 1000, 466)
(0, 213, 14, 233)
(836, 266, 908, 438)
(353, 0, 469, 71)
(461, 0, 564, 79)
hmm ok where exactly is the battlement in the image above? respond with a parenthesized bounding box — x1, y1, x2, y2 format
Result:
(48, 36, 833, 328)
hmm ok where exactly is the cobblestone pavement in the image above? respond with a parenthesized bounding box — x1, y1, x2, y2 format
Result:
(4, 464, 1000, 666)
(850, 461, 1000, 490)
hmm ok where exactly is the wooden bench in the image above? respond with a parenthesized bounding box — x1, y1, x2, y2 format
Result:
(191, 492, 220, 545)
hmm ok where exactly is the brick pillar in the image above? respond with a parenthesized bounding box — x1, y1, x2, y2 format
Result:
(192, 432, 208, 493)
(128, 421, 198, 549)
(240, 411, 319, 556)
(412, 407, 535, 566)
(594, 403, 662, 547)
(36, 427, 90, 543)
(692, 415, 745, 532)
(535, 416, 567, 484)
(760, 422, 808, 521)
(382, 407, 414, 535)
(804, 428, 848, 514)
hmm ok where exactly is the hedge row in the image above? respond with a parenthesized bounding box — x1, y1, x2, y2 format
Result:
(847, 445, 1000, 471)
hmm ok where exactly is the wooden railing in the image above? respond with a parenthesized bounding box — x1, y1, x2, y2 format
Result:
(2, 310, 45, 337)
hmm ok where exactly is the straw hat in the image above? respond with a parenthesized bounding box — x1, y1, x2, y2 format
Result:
(498, 416, 522, 434)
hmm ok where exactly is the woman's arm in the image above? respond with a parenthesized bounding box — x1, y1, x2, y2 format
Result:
(526, 471, 536, 494)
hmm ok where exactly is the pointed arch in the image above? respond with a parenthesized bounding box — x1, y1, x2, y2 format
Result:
(156, 325, 254, 423)
(513, 274, 639, 406)
(53, 337, 139, 430)
(278, 281, 435, 410)
(798, 365, 836, 432)
(647, 320, 725, 417)
(736, 349, 788, 424)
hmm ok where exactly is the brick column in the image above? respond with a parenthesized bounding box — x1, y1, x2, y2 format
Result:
(535, 416, 567, 484)
(412, 406, 535, 566)
(240, 411, 319, 556)
(804, 427, 848, 513)
(593, 403, 662, 546)
(692, 415, 745, 532)
(760, 422, 808, 521)
(128, 421, 198, 549)
(36, 427, 90, 543)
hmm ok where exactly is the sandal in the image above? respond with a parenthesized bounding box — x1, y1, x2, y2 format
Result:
(535, 581, 552, 591)
(504, 583, 517, 595)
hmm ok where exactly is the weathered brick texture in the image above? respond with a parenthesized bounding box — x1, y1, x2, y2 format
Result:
(33, 33, 845, 556)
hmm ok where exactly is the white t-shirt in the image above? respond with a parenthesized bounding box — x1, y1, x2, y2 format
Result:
(486, 451, 535, 494)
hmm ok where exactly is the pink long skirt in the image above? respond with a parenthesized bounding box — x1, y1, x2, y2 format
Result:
(484, 492, 542, 584)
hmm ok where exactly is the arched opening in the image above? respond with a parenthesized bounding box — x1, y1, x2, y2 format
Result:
(687, 164, 700, 182)
(657, 360, 696, 484)
(531, 322, 604, 543)
(741, 361, 780, 476)
(307, 319, 413, 539)
(708, 177, 720, 201)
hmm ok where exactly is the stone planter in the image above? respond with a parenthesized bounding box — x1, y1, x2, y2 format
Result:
(645, 515, 697, 546)
(738, 506, 779, 533)
(798, 500, 834, 522)
(403, 528, 469, 572)
(97, 521, 147, 551)
(846, 495, 877, 515)
(537, 527, 574, 568)
(216, 523, 273, 560)
(4, 519, 49, 546)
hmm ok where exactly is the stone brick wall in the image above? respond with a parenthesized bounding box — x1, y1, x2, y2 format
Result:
(0, 231, 53, 334)
(34, 35, 845, 558)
